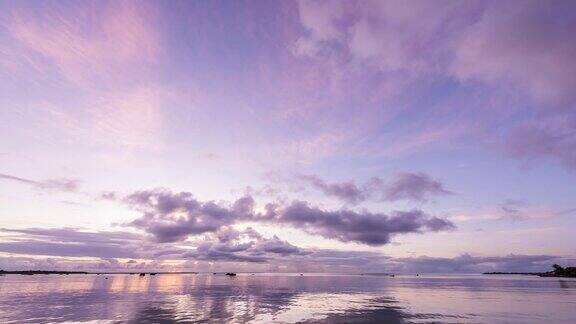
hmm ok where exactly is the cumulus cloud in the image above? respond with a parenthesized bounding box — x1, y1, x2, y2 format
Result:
(0, 172, 79, 192)
(124, 189, 256, 243)
(293, 0, 576, 170)
(451, 1, 576, 106)
(450, 1, 576, 169)
(262, 201, 455, 246)
(183, 228, 308, 263)
(123, 188, 455, 246)
(297, 172, 451, 204)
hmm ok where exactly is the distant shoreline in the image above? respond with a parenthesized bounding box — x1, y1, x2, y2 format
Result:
(0, 270, 199, 275)
(483, 272, 542, 276)
(483, 264, 576, 278)
(483, 272, 576, 278)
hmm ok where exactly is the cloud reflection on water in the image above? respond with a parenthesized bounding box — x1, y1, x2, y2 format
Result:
(0, 273, 575, 323)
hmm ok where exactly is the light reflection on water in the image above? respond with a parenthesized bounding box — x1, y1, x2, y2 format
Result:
(0, 273, 575, 323)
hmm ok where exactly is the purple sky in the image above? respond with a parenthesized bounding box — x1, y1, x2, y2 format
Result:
(0, 0, 575, 273)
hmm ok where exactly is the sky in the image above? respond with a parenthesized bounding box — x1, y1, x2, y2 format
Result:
(0, 0, 575, 273)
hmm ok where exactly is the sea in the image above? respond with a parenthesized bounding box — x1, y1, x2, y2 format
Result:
(0, 273, 575, 323)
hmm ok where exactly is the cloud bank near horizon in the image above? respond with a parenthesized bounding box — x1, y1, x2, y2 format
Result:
(0, 226, 567, 274)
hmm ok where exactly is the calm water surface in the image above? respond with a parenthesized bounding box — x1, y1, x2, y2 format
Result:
(0, 273, 575, 323)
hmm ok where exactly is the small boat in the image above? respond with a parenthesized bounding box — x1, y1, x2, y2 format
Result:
(139, 273, 145, 277)
(150, 273, 157, 276)
(225, 272, 237, 276)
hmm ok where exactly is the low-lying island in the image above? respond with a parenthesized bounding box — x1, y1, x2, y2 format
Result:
(484, 264, 576, 278)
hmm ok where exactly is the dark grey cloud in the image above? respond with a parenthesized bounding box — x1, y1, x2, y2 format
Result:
(124, 189, 255, 243)
(124, 189, 455, 246)
(297, 172, 451, 205)
(0, 172, 79, 192)
(261, 201, 455, 246)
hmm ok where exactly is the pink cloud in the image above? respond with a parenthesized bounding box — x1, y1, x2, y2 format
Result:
(451, 1, 576, 106)
(290, 0, 576, 168)
(88, 86, 170, 149)
(1, 1, 171, 150)
(6, 0, 161, 87)
(296, 0, 345, 42)
(452, 200, 576, 222)
(507, 117, 576, 169)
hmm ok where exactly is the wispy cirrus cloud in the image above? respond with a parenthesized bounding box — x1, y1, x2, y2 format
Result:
(4, 0, 161, 86)
(124, 190, 257, 243)
(452, 200, 576, 222)
(1, 1, 170, 150)
(0, 172, 79, 192)
(499, 200, 576, 221)
(0, 227, 146, 259)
